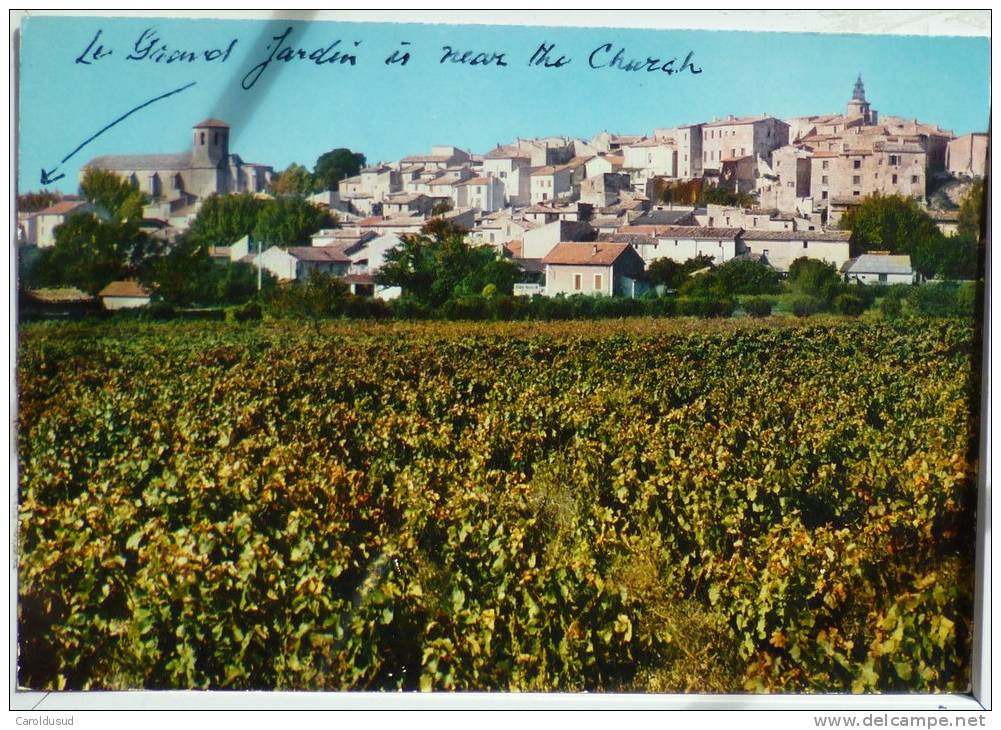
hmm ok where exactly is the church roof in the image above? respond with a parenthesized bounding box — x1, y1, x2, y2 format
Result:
(194, 118, 230, 128)
(85, 152, 193, 172)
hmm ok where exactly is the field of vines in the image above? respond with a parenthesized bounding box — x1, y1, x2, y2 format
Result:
(17, 316, 980, 692)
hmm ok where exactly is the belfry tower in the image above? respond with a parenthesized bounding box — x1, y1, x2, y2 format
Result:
(846, 74, 876, 125)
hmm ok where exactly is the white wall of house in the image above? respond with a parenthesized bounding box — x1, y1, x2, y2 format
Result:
(622, 143, 677, 178)
(259, 247, 299, 280)
(645, 236, 741, 265)
(742, 238, 851, 272)
(352, 233, 403, 273)
(847, 271, 915, 285)
(102, 295, 151, 311)
(530, 168, 573, 204)
(482, 158, 531, 205)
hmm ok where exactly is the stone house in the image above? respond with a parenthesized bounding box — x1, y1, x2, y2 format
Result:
(622, 138, 678, 180)
(357, 165, 402, 201)
(453, 176, 505, 212)
(530, 164, 574, 204)
(382, 193, 434, 218)
(946, 133, 989, 178)
(580, 173, 633, 208)
(34, 200, 91, 247)
(400, 145, 471, 170)
(542, 242, 646, 297)
(481, 146, 533, 205)
(701, 115, 790, 173)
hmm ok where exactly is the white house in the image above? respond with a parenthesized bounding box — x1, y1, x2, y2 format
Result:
(98, 280, 151, 310)
(482, 146, 533, 205)
(35, 200, 91, 247)
(584, 154, 624, 179)
(453, 176, 505, 212)
(843, 254, 916, 285)
(530, 164, 574, 204)
(258, 246, 351, 281)
(619, 225, 746, 265)
(622, 139, 678, 179)
(522, 219, 595, 260)
(741, 230, 852, 272)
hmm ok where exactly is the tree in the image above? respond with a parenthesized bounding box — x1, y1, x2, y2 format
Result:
(269, 163, 316, 198)
(912, 233, 980, 281)
(188, 193, 267, 249)
(263, 272, 349, 330)
(376, 219, 514, 307)
(79, 167, 146, 223)
(838, 194, 940, 255)
(313, 148, 366, 191)
(788, 257, 842, 302)
(957, 179, 984, 241)
(253, 197, 335, 247)
(31, 212, 159, 294)
(17, 191, 61, 213)
(645, 255, 714, 290)
(696, 186, 756, 208)
(713, 257, 781, 295)
(30, 170, 158, 294)
(431, 200, 453, 216)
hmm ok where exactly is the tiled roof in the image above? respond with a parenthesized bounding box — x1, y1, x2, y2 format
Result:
(341, 273, 377, 285)
(454, 177, 492, 186)
(26, 287, 94, 303)
(627, 138, 675, 148)
(504, 240, 524, 257)
(194, 118, 229, 129)
(620, 225, 744, 240)
(741, 230, 851, 242)
(99, 280, 150, 298)
(285, 246, 352, 263)
(530, 164, 572, 176)
(385, 193, 429, 204)
(38, 200, 88, 216)
(484, 145, 531, 160)
(597, 232, 659, 246)
(542, 242, 634, 266)
(86, 153, 192, 171)
(704, 115, 776, 128)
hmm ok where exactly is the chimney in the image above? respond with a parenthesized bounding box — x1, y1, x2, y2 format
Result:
(592, 244, 599, 257)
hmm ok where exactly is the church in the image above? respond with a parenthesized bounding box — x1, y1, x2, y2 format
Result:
(81, 118, 274, 204)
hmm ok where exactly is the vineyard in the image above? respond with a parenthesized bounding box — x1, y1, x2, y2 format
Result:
(16, 316, 980, 692)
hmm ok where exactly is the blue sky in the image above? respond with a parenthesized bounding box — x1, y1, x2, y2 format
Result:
(17, 15, 990, 194)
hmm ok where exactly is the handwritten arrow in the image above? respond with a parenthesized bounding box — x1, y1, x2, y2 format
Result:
(39, 80, 198, 187)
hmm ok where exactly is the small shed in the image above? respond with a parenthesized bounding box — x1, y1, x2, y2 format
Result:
(98, 280, 152, 310)
(843, 254, 916, 285)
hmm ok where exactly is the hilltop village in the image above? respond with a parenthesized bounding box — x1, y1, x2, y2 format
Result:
(18, 76, 987, 307)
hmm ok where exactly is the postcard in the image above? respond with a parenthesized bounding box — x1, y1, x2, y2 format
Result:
(12, 10, 991, 711)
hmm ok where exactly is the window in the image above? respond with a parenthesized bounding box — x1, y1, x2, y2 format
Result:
(752, 218, 757, 226)
(574, 274, 581, 291)
(878, 273, 887, 283)
(892, 174, 898, 184)
(889, 155, 899, 165)
(911, 175, 919, 184)
(822, 175, 828, 184)
(821, 191, 828, 199)
(740, 147, 745, 156)
(489, 233, 495, 242)
(200, 132, 205, 144)
(852, 176, 861, 185)
(594, 273, 603, 291)
(853, 159, 861, 169)
(822, 160, 829, 170)
(803, 241, 808, 249)
(853, 191, 860, 196)
(731, 148, 736, 157)
(476, 187, 482, 193)
(499, 171, 507, 178)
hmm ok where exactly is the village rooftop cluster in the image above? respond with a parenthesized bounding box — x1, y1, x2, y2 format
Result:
(18, 76, 987, 307)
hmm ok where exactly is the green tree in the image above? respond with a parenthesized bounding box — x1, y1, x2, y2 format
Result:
(377, 219, 513, 307)
(269, 163, 316, 197)
(313, 148, 366, 191)
(788, 257, 843, 302)
(254, 197, 335, 247)
(912, 234, 980, 281)
(696, 186, 756, 208)
(79, 167, 146, 222)
(838, 194, 940, 255)
(263, 272, 349, 330)
(713, 257, 781, 295)
(31, 212, 159, 294)
(957, 179, 984, 240)
(187, 193, 267, 248)
(17, 191, 61, 213)
(645, 255, 714, 290)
